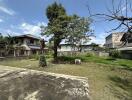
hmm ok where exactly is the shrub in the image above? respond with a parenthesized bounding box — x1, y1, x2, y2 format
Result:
(86, 52, 94, 57)
(109, 50, 121, 58)
(45, 53, 53, 58)
(39, 55, 47, 67)
(57, 56, 86, 64)
(28, 54, 39, 60)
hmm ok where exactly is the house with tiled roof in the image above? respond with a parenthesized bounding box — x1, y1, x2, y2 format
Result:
(12, 34, 47, 56)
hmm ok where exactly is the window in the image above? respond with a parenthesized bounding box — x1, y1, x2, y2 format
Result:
(30, 39, 34, 44)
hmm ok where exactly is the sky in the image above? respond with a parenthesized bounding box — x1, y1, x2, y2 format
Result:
(0, 0, 131, 45)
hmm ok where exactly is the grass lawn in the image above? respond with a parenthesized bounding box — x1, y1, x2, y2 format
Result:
(0, 56, 132, 100)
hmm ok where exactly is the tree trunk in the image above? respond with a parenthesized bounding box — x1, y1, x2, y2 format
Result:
(53, 41, 58, 62)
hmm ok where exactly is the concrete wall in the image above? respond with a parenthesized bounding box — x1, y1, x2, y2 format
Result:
(105, 32, 124, 48)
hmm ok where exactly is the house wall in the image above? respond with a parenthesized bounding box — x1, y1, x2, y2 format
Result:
(105, 34, 113, 48)
(112, 33, 124, 48)
(81, 46, 92, 52)
(58, 45, 78, 52)
(105, 32, 124, 48)
(23, 38, 39, 45)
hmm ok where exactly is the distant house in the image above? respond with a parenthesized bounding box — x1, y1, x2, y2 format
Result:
(57, 44, 78, 52)
(105, 32, 132, 59)
(105, 32, 124, 49)
(11, 34, 47, 57)
(118, 32, 132, 59)
(58, 43, 101, 52)
(81, 44, 101, 52)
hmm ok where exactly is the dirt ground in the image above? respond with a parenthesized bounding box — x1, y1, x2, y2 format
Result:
(0, 65, 90, 100)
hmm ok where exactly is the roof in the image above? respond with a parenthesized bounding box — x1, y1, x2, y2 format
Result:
(14, 34, 41, 40)
(28, 45, 48, 50)
(28, 46, 40, 50)
(106, 32, 124, 39)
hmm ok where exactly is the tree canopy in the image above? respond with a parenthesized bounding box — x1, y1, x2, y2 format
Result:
(43, 2, 92, 61)
(65, 17, 92, 51)
(44, 2, 71, 61)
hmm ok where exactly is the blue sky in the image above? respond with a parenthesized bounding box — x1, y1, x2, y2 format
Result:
(0, 0, 131, 44)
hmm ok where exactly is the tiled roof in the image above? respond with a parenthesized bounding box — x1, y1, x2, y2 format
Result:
(14, 34, 41, 40)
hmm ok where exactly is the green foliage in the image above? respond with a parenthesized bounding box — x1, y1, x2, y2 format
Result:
(0, 34, 16, 55)
(44, 2, 92, 60)
(109, 50, 121, 58)
(28, 54, 40, 60)
(39, 55, 47, 67)
(57, 56, 85, 64)
(86, 52, 94, 57)
(45, 52, 53, 58)
(46, 2, 66, 22)
(44, 2, 72, 60)
(65, 16, 92, 52)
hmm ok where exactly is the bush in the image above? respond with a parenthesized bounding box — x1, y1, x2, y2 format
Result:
(109, 50, 121, 58)
(57, 56, 86, 64)
(45, 53, 53, 58)
(28, 54, 39, 60)
(86, 52, 94, 57)
(39, 55, 47, 67)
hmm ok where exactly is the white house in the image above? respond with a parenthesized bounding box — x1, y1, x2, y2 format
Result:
(57, 44, 78, 52)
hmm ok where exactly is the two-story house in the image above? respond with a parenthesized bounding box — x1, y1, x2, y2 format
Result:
(105, 32, 132, 59)
(12, 34, 46, 56)
(118, 32, 132, 59)
(105, 32, 124, 48)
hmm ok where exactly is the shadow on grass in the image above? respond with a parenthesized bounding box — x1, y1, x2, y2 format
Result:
(108, 76, 132, 100)
(120, 64, 132, 71)
(106, 58, 116, 61)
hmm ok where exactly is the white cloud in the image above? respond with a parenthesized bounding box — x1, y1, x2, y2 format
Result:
(0, 28, 21, 36)
(0, 0, 15, 15)
(37, 22, 47, 27)
(88, 32, 109, 45)
(0, 6, 15, 15)
(121, 6, 126, 12)
(19, 22, 47, 35)
(0, 18, 3, 22)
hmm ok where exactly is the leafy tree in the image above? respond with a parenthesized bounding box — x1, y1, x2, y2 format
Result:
(43, 2, 92, 61)
(44, 2, 71, 61)
(65, 17, 92, 52)
(0, 33, 6, 56)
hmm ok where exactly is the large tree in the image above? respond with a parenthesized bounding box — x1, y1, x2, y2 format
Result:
(43, 2, 92, 61)
(44, 2, 71, 61)
(65, 16, 92, 52)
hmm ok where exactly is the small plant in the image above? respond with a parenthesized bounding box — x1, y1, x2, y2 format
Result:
(86, 52, 93, 57)
(39, 55, 47, 67)
(109, 50, 121, 58)
(28, 54, 39, 60)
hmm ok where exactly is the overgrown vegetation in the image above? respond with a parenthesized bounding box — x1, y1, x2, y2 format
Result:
(109, 50, 121, 58)
(39, 55, 47, 67)
(56, 54, 132, 69)
(0, 57, 131, 100)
